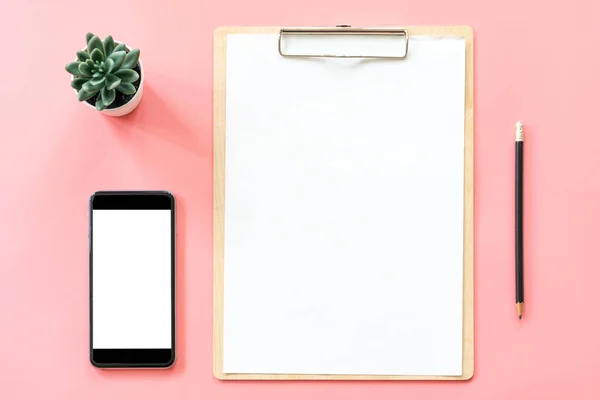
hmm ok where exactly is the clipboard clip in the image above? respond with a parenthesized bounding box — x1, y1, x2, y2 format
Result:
(278, 25, 409, 59)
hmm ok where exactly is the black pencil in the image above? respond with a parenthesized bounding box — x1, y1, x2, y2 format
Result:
(515, 122, 524, 319)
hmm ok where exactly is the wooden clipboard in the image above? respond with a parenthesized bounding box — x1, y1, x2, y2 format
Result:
(213, 25, 474, 381)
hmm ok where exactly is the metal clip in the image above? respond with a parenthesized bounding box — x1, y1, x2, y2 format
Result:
(278, 25, 409, 59)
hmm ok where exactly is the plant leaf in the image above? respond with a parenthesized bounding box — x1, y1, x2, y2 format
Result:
(90, 76, 106, 85)
(71, 77, 89, 90)
(65, 62, 82, 75)
(103, 36, 115, 55)
(104, 58, 115, 73)
(78, 63, 93, 77)
(101, 87, 116, 107)
(86, 59, 95, 67)
(76, 51, 90, 62)
(121, 49, 140, 69)
(107, 51, 126, 70)
(116, 82, 136, 95)
(87, 35, 104, 59)
(82, 78, 105, 92)
(90, 48, 104, 63)
(92, 72, 103, 78)
(77, 89, 97, 101)
(113, 43, 127, 53)
(105, 74, 121, 91)
(114, 69, 139, 83)
(86, 33, 95, 44)
(95, 96, 106, 111)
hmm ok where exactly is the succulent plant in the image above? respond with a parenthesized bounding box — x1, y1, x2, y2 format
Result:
(65, 33, 141, 111)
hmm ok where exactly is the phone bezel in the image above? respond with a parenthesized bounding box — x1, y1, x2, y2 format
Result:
(89, 191, 176, 368)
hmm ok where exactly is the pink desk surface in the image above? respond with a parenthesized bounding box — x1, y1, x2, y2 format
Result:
(2, 0, 600, 398)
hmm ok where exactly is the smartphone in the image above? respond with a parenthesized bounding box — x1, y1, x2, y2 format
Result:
(89, 191, 175, 368)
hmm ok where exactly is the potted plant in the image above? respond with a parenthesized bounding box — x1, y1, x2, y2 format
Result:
(65, 33, 143, 116)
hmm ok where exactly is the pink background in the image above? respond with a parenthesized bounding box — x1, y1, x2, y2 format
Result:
(2, 0, 600, 398)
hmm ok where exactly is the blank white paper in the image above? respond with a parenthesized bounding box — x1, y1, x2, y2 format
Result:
(223, 34, 465, 376)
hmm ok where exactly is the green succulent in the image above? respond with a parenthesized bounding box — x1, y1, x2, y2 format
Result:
(65, 33, 141, 111)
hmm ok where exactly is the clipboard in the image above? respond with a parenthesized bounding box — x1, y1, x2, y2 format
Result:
(214, 25, 474, 381)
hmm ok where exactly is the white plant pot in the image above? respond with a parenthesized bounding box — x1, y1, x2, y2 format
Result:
(71, 43, 144, 117)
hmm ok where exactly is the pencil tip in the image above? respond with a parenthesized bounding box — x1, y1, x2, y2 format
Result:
(519, 315, 522, 320)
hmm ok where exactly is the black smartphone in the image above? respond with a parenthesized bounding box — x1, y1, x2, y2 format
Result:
(89, 191, 175, 368)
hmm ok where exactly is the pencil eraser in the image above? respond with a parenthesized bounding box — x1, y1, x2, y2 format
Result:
(516, 121, 524, 141)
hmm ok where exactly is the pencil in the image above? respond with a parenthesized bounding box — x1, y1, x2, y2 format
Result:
(515, 122, 524, 319)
